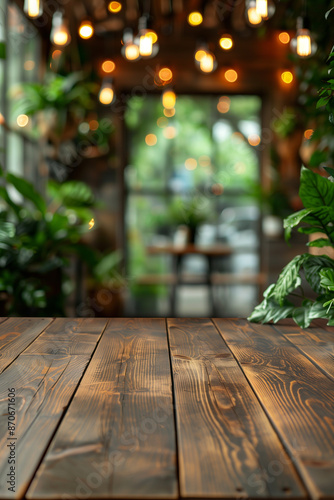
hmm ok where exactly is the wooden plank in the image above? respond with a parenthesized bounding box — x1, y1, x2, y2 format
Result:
(24, 318, 108, 355)
(0, 353, 91, 499)
(274, 323, 334, 382)
(167, 318, 306, 499)
(27, 318, 178, 500)
(214, 318, 334, 500)
(0, 318, 53, 374)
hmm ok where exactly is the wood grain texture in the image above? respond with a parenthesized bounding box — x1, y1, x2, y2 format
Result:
(167, 318, 306, 499)
(0, 318, 53, 374)
(274, 323, 334, 382)
(24, 318, 108, 355)
(0, 353, 91, 499)
(27, 318, 178, 500)
(214, 318, 334, 500)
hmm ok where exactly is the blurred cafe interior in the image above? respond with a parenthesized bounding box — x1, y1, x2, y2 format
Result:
(0, 0, 333, 318)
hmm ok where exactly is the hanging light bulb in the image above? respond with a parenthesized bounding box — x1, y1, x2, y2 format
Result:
(162, 90, 176, 110)
(290, 17, 317, 58)
(194, 44, 217, 73)
(137, 16, 159, 58)
(187, 12, 203, 26)
(24, 0, 42, 18)
(79, 20, 94, 39)
(99, 80, 115, 105)
(121, 28, 140, 61)
(246, 2, 263, 25)
(50, 12, 71, 47)
(219, 34, 233, 50)
(255, 0, 268, 18)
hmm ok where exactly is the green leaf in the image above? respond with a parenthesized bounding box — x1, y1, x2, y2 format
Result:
(292, 306, 312, 328)
(0, 42, 6, 60)
(309, 150, 328, 168)
(299, 167, 334, 208)
(271, 254, 310, 305)
(284, 208, 312, 229)
(324, 167, 334, 178)
(320, 268, 334, 291)
(325, 6, 334, 19)
(317, 96, 331, 108)
(307, 238, 333, 248)
(248, 298, 295, 324)
(6, 174, 46, 214)
(304, 255, 334, 294)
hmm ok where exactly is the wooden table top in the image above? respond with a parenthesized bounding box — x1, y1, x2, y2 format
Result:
(146, 244, 233, 256)
(0, 317, 333, 500)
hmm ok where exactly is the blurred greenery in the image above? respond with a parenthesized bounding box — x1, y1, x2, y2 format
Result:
(0, 165, 118, 316)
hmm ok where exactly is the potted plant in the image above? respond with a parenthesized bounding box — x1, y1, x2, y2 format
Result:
(169, 196, 211, 244)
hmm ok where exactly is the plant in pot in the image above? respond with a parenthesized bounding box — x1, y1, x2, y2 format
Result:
(169, 196, 211, 244)
(0, 165, 116, 316)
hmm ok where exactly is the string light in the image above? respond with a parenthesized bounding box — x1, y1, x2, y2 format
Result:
(162, 90, 176, 109)
(50, 12, 71, 47)
(246, 0, 263, 25)
(137, 16, 159, 58)
(101, 60, 116, 73)
(219, 34, 233, 50)
(291, 17, 317, 58)
(145, 134, 157, 146)
(195, 45, 217, 73)
(281, 71, 293, 84)
(159, 67, 173, 82)
(121, 29, 140, 61)
(79, 20, 94, 39)
(187, 12, 203, 26)
(279, 32, 290, 44)
(163, 108, 175, 117)
(23, 0, 42, 18)
(99, 81, 115, 105)
(17, 114, 29, 127)
(255, 0, 268, 18)
(225, 69, 238, 82)
(108, 1, 122, 13)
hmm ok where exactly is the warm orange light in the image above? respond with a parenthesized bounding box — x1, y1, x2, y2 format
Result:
(195, 49, 206, 61)
(219, 35, 233, 50)
(256, 0, 268, 17)
(225, 69, 238, 82)
(24, 60, 35, 71)
(159, 67, 173, 82)
(52, 49, 62, 59)
(146, 30, 158, 44)
(188, 11, 203, 26)
(296, 30, 312, 57)
(53, 29, 70, 46)
(99, 84, 114, 105)
(248, 134, 261, 146)
(163, 126, 176, 139)
(217, 96, 230, 113)
(162, 90, 176, 109)
(279, 32, 290, 44)
(89, 120, 99, 130)
(145, 134, 157, 146)
(185, 158, 197, 170)
(163, 108, 175, 117)
(0, 113, 5, 125)
(79, 20, 94, 39)
(24, 0, 42, 18)
(200, 53, 215, 73)
(247, 7, 262, 25)
(102, 60, 115, 73)
(139, 33, 153, 56)
(281, 71, 293, 84)
(125, 43, 140, 60)
(108, 1, 122, 13)
(232, 132, 244, 141)
(17, 114, 29, 127)
(304, 129, 314, 140)
(157, 117, 168, 128)
(88, 218, 95, 230)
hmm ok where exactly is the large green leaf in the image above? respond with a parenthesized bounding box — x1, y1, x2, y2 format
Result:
(248, 298, 295, 323)
(304, 255, 334, 294)
(307, 238, 333, 248)
(271, 254, 310, 305)
(320, 268, 334, 292)
(292, 306, 312, 328)
(299, 166, 334, 208)
(284, 208, 312, 229)
(6, 174, 46, 215)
